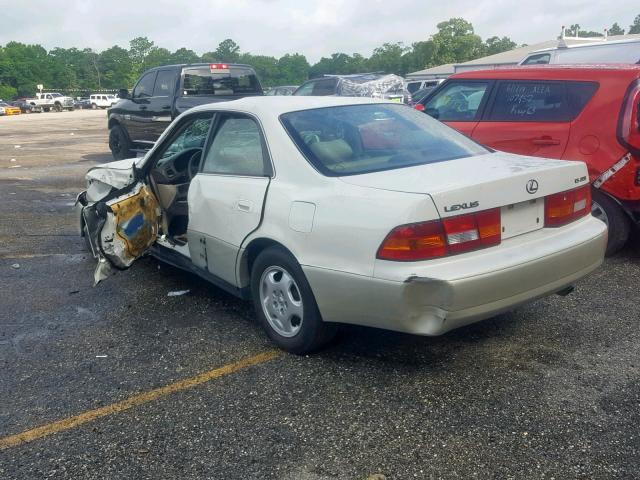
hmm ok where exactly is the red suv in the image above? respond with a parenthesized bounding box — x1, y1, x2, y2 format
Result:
(419, 65, 640, 254)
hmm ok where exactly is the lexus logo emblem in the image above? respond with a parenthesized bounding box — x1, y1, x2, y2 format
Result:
(526, 179, 539, 194)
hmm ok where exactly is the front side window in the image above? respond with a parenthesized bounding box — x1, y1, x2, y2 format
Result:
(202, 116, 270, 176)
(154, 70, 177, 97)
(156, 116, 213, 164)
(424, 81, 489, 121)
(133, 72, 157, 99)
(281, 104, 488, 176)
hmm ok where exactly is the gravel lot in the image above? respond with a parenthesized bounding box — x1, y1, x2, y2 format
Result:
(1, 109, 639, 479)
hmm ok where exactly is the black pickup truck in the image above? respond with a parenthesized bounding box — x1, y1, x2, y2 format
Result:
(107, 63, 263, 159)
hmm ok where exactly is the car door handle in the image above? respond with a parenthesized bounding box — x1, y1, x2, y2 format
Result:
(138, 105, 147, 110)
(162, 105, 171, 110)
(532, 136, 560, 146)
(236, 200, 253, 212)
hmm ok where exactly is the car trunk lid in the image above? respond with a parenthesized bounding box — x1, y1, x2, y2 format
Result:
(339, 151, 589, 238)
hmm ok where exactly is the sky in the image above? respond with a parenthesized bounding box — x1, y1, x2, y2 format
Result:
(0, 0, 636, 62)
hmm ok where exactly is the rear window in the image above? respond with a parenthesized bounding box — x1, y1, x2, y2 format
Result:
(487, 81, 598, 122)
(181, 66, 261, 96)
(280, 104, 488, 177)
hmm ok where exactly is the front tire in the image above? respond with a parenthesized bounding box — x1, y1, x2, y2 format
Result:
(592, 189, 630, 256)
(109, 124, 134, 160)
(250, 247, 336, 354)
(53, 103, 62, 112)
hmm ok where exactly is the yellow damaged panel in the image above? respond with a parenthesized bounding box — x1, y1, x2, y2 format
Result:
(110, 185, 160, 258)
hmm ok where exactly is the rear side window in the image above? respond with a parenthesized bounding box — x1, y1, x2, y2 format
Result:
(423, 81, 489, 121)
(487, 81, 597, 122)
(312, 79, 338, 96)
(181, 66, 261, 96)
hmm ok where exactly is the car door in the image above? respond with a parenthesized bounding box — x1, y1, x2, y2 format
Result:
(146, 69, 178, 140)
(421, 80, 492, 137)
(83, 112, 215, 284)
(472, 80, 571, 158)
(128, 70, 158, 142)
(187, 113, 272, 286)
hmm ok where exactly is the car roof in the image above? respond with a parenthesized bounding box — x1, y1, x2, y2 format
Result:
(450, 64, 640, 80)
(188, 96, 393, 117)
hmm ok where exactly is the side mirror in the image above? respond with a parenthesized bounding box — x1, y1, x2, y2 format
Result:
(424, 107, 439, 119)
(118, 88, 130, 99)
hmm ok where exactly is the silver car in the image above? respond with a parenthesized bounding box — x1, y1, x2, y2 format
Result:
(76, 97, 607, 353)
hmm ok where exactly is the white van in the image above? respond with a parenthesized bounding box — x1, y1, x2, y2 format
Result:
(89, 94, 118, 109)
(520, 36, 640, 65)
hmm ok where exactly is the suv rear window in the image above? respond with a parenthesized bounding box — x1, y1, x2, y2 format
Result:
(181, 66, 261, 96)
(487, 81, 598, 122)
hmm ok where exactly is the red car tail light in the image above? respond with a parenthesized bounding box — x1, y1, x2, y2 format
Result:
(544, 185, 591, 227)
(377, 208, 501, 261)
(618, 80, 640, 155)
(414, 103, 425, 111)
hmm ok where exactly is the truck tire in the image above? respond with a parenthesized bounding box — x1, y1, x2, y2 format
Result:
(91, 103, 97, 109)
(109, 124, 134, 160)
(44, 107, 50, 112)
(591, 189, 630, 256)
(53, 103, 62, 112)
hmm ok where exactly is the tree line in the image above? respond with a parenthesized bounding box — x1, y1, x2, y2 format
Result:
(1, 15, 639, 100)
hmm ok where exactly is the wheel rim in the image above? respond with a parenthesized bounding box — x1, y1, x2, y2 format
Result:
(591, 200, 609, 227)
(109, 131, 122, 154)
(259, 266, 304, 338)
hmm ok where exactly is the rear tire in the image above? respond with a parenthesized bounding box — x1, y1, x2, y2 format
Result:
(250, 246, 337, 354)
(592, 189, 630, 256)
(109, 124, 134, 160)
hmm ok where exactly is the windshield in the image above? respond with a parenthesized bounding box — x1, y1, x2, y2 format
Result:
(181, 66, 262, 96)
(50, 93, 62, 97)
(280, 104, 488, 176)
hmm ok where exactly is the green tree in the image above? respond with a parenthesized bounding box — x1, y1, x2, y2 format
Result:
(143, 47, 172, 70)
(431, 18, 486, 65)
(484, 36, 517, 56)
(629, 14, 640, 34)
(213, 39, 240, 63)
(276, 54, 309, 85)
(170, 48, 200, 65)
(0, 84, 17, 100)
(129, 37, 155, 76)
(608, 22, 625, 36)
(238, 53, 278, 85)
(100, 46, 134, 88)
(367, 42, 410, 75)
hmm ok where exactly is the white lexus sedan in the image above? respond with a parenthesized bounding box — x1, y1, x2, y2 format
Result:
(76, 96, 607, 353)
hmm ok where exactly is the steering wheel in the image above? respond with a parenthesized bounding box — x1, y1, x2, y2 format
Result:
(187, 150, 203, 180)
(302, 132, 320, 145)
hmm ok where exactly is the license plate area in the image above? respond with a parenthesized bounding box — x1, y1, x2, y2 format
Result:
(501, 198, 544, 239)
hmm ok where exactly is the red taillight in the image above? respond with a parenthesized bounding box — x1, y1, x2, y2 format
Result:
(377, 208, 501, 261)
(210, 63, 230, 70)
(618, 80, 640, 155)
(414, 103, 425, 111)
(544, 185, 591, 227)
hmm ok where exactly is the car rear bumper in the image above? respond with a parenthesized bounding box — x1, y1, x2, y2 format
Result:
(304, 216, 607, 335)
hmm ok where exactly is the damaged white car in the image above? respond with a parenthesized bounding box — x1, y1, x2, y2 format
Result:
(76, 96, 607, 353)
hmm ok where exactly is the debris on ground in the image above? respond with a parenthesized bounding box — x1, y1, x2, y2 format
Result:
(11, 263, 20, 269)
(167, 289, 190, 297)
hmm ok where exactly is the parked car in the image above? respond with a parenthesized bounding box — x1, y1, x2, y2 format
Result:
(108, 63, 263, 159)
(265, 85, 297, 96)
(76, 97, 606, 353)
(520, 36, 640, 66)
(10, 99, 43, 113)
(418, 65, 640, 254)
(90, 94, 118, 109)
(26, 92, 75, 112)
(294, 74, 411, 104)
(74, 98, 92, 109)
(0, 102, 21, 116)
(405, 78, 445, 95)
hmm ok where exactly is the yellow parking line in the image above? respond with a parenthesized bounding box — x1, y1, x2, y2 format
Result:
(0, 350, 281, 450)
